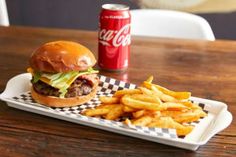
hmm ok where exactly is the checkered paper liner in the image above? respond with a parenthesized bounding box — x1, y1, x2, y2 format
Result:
(9, 75, 208, 139)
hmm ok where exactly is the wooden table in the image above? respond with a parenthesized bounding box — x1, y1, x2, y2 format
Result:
(0, 26, 235, 157)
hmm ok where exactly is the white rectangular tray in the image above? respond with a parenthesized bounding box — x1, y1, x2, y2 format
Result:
(0, 73, 232, 150)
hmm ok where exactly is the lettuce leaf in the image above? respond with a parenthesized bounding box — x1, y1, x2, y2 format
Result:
(32, 71, 41, 83)
(41, 68, 98, 98)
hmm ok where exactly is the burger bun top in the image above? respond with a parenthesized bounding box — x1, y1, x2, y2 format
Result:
(29, 41, 96, 72)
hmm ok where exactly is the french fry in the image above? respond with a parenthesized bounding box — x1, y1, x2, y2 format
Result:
(132, 115, 153, 126)
(132, 110, 146, 118)
(161, 110, 205, 123)
(163, 102, 189, 111)
(145, 75, 154, 83)
(151, 85, 178, 102)
(161, 110, 184, 118)
(121, 95, 165, 111)
(143, 81, 191, 100)
(83, 108, 110, 117)
(130, 94, 162, 104)
(133, 110, 161, 119)
(181, 101, 202, 110)
(105, 105, 124, 120)
(174, 113, 200, 123)
(114, 89, 142, 97)
(123, 105, 137, 112)
(96, 104, 119, 109)
(155, 84, 191, 100)
(99, 96, 120, 104)
(139, 87, 153, 95)
(147, 117, 194, 136)
(124, 118, 132, 125)
(193, 109, 207, 118)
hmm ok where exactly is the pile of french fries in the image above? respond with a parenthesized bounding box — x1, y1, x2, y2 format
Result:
(82, 76, 207, 136)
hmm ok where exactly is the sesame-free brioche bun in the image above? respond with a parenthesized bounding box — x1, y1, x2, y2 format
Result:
(29, 41, 96, 73)
(31, 80, 98, 107)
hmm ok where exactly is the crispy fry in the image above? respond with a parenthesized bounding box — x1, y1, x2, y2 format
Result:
(96, 104, 119, 109)
(99, 96, 120, 104)
(83, 108, 110, 117)
(124, 118, 132, 125)
(132, 115, 153, 126)
(123, 105, 137, 112)
(163, 102, 189, 111)
(143, 81, 191, 100)
(160, 94, 179, 102)
(181, 101, 202, 110)
(139, 87, 153, 95)
(114, 89, 142, 97)
(155, 84, 191, 100)
(132, 110, 146, 118)
(174, 114, 200, 123)
(151, 85, 178, 102)
(105, 105, 124, 120)
(161, 110, 183, 118)
(145, 75, 154, 83)
(193, 109, 207, 118)
(147, 117, 194, 136)
(130, 94, 162, 104)
(121, 95, 165, 111)
(161, 110, 206, 123)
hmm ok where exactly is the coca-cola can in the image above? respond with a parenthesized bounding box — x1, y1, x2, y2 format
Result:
(98, 4, 131, 71)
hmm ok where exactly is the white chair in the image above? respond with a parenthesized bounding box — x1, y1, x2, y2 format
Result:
(131, 9, 215, 40)
(0, 0, 9, 26)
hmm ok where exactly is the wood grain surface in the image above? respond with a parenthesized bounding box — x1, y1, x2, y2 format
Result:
(0, 26, 235, 157)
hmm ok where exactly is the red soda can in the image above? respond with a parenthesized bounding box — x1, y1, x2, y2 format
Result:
(98, 4, 131, 71)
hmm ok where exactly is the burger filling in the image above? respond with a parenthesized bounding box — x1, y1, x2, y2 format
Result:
(27, 67, 98, 98)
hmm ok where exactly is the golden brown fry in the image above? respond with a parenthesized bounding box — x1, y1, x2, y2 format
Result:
(133, 110, 161, 119)
(123, 105, 137, 112)
(193, 109, 207, 118)
(124, 118, 132, 125)
(174, 113, 200, 123)
(155, 84, 191, 100)
(132, 115, 153, 126)
(177, 125, 194, 136)
(161, 110, 206, 123)
(161, 110, 183, 118)
(143, 81, 191, 100)
(105, 105, 124, 120)
(151, 85, 178, 102)
(161, 94, 178, 102)
(99, 96, 120, 104)
(145, 75, 154, 83)
(114, 89, 142, 97)
(83, 108, 110, 117)
(163, 102, 189, 111)
(147, 117, 194, 136)
(181, 101, 201, 110)
(130, 94, 162, 104)
(121, 95, 165, 111)
(139, 87, 153, 95)
(96, 104, 119, 109)
(132, 110, 146, 118)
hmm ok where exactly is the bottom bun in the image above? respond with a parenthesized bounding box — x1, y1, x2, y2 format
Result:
(31, 86, 98, 107)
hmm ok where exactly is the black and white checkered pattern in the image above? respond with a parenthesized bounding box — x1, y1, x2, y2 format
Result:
(9, 75, 208, 139)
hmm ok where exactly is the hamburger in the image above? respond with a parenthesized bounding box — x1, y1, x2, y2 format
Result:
(27, 41, 99, 107)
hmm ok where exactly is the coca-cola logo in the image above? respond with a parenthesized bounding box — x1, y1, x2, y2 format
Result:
(99, 24, 131, 47)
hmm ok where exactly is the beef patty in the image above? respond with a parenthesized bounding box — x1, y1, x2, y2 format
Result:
(33, 78, 93, 98)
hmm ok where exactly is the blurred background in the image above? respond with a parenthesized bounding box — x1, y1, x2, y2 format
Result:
(5, 0, 236, 40)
